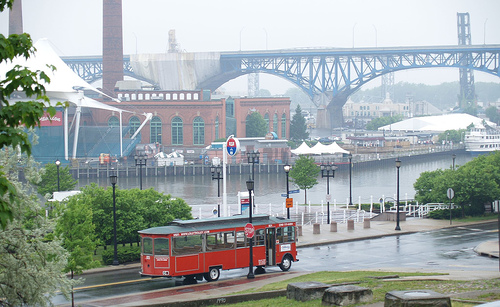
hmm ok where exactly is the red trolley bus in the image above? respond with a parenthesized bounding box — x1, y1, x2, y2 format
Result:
(138, 214, 298, 282)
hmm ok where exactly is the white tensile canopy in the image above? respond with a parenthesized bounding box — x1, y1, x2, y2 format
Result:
(291, 141, 313, 155)
(0, 38, 151, 160)
(325, 142, 350, 154)
(291, 141, 350, 155)
(378, 113, 496, 132)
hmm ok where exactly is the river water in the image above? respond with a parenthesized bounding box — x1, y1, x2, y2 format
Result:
(76, 151, 473, 217)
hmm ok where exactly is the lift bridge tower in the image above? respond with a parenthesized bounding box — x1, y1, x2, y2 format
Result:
(457, 12, 476, 111)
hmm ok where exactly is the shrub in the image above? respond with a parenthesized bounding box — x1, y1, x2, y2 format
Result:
(428, 209, 462, 220)
(102, 246, 141, 265)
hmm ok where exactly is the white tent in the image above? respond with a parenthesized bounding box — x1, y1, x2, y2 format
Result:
(378, 113, 495, 132)
(291, 141, 313, 155)
(0, 38, 151, 160)
(291, 141, 350, 155)
(325, 142, 350, 154)
(310, 142, 330, 155)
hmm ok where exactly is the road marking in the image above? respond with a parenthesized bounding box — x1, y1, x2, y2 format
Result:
(74, 278, 152, 291)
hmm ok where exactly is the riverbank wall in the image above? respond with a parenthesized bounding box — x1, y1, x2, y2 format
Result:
(69, 146, 466, 179)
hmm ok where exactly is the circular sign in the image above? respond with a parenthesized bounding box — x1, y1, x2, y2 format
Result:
(244, 223, 255, 239)
(226, 136, 240, 156)
(447, 188, 454, 200)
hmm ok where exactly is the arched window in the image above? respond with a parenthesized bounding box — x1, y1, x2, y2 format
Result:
(215, 116, 219, 140)
(273, 113, 278, 133)
(264, 113, 270, 132)
(281, 114, 287, 138)
(108, 116, 119, 127)
(193, 117, 205, 145)
(150, 116, 162, 144)
(129, 116, 141, 136)
(171, 116, 183, 145)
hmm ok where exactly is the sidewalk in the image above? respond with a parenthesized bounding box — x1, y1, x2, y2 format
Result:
(75, 218, 500, 307)
(297, 218, 499, 254)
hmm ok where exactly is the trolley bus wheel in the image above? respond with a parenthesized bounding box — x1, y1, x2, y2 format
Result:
(278, 255, 293, 272)
(204, 267, 220, 282)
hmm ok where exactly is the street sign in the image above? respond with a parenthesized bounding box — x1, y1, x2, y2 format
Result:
(244, 223, 255, 239)
(226, 136, 240, 156)
(447, 188, 454, 199)
(281, 194, 287, 197)
(286, 198, 293, 208)
(290, 189, 300, 194)
(326, 194, 331, 202)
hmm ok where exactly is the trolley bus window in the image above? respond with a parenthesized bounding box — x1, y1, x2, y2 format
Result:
(277, 226, 295, 243)
(254, 229, 265, 246)
(236, 231, 246, 248)
(154, 238, 169, 255)
(172, 235, 203, 255)
(142, 237, 153, 255)
(207, 231, 235, 250)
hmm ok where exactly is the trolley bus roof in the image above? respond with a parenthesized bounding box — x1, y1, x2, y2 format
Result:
(138, 215, 294, 235)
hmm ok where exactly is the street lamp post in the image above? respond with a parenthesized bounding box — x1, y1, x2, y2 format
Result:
(395, 158, 401, 231)
(321, 163, 337, 224)
(134, 154, 147, 190)
(452, 154, 456, 170)
(55, 159, 61, 192)
(210, 165, 223, 217)
(246, 150, 260, 180)
(348, 154, 353, 207)
(246, 179, 255, 279)
(110, 174, 119, 265)
(284, 165, 291, 219)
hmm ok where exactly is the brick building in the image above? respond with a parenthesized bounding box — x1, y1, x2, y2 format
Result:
(86, 89, 290, 160)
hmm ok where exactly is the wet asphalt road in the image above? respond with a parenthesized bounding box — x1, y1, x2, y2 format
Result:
(53, 222, 499, 305)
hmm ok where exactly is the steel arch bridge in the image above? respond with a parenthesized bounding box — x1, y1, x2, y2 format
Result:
(63, 45, 500, 128)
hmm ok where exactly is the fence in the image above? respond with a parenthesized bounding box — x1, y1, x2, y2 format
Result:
(191, 200, 377, 225)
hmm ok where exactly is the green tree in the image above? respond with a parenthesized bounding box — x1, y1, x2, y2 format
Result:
(413, 169, 445, 205)
(485, 106, 500, 125)
(74, 184, 192, 249)
(290, 104, 309, 141)
(55, 195, 100, 306)
(437, 129, 467, 144)
(256, 89, 271, 97)
(37, 163, 78, 197)
(289, 155, 320, 204)
(246, 112, 268, 137)
(414, 153, 500, 217)
(0, 11, 67, 229)
(0, 145, 72, 306)
(366, 115, 403, 131)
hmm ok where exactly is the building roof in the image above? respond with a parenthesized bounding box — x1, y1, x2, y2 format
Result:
(378, 113, 495, 132)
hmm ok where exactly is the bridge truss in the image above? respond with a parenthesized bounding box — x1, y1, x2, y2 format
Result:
(63, 45, 500, 127)
(219, 45, 500, 106)
(217, 45, 500, 127)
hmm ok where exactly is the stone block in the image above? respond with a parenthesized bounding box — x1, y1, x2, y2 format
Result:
(330, 221, 337, 232)
(363, 219, 370, 229)
(322, 285, 373, 306)
(313, 223, 321, 234)
(287, 281, 329, 302)
(385, 290, 451, 307)
(298, 225, 303, 236)
(347, 219, 354, 230)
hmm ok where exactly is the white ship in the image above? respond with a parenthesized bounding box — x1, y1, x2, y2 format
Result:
(464, 124, 500, 154)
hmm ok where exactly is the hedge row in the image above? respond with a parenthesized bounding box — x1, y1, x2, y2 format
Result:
(102, 246, 141, 265)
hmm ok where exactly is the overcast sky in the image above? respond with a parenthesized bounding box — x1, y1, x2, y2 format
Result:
(1, 0, 499, 95)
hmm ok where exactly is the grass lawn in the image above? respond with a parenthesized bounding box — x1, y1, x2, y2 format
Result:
(216, 271, 500, 306)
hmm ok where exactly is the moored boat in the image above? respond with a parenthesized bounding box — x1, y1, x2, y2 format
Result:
(465, 125, 500, 154)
